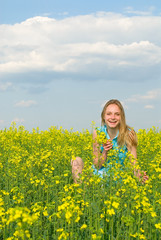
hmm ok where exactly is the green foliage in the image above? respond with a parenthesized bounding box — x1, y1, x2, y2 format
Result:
(0, 125, 160, 239)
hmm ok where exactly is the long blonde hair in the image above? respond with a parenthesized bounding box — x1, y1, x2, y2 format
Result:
(101, 99, 137, 148)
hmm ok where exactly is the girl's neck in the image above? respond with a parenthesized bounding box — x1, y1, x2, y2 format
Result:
(106, 127, 118, 140)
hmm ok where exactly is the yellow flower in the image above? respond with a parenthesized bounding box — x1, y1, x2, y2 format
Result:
(139, 234, 146, 239)
(107, 208, 115, 216)
(80, 224, 87, 230)
(96, 131, 107, 144)
(151, 211, 157, 217)
(130, 233, 137, 238)
(56, 212, 61, 218)
(92, 234, 97, 239)
(58, 232, 69, 240)
(100, 228, 104, 234)
(65, 211, 72, 220)
(1, 190, 9, 196)
(57, 228, 64, 232)
(140, 228, 144, 233)
(131, 210, 134, 215)
(75, 216, 80, 222)
(43, 210, 48, 217)
(25, 230, 31, 238)
(112, 201, 119, 209)
(155, 223, 161, 229)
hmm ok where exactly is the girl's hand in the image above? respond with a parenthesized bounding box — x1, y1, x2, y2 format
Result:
(103, 140, 113, 152)
(135, 170, 149, 184)
(129, 131, 134, 142)
(142, 171, 149, 183)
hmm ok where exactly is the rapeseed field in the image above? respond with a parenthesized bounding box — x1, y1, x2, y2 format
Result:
(0, 123, 161, 239)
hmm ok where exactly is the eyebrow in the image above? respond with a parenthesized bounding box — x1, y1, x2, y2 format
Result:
(106, 111, 120, 114)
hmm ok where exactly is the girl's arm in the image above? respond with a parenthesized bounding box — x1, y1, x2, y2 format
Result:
(129, 145, 137, 159)
(128, 141, 148, 183)
(93, 129, 112, 169)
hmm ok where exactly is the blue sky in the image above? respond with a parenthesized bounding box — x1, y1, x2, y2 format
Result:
(1, 0, 161, 132)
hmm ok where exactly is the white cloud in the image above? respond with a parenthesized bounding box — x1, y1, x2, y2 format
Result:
(0, 13, 161, 82)
(126, 89, 161, 103)
(124, 6, 156, 16)
(144, 105, 155, 109)
(141, 89, 161, 100)
(15, 100, 37, 107)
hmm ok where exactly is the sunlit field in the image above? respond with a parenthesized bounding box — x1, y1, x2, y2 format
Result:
(0, 123, 161, 240)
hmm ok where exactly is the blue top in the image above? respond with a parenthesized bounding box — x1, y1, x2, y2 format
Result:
(92, 125, 128, 178)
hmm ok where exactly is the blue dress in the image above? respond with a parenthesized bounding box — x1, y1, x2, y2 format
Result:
(92, 125, 128, 178)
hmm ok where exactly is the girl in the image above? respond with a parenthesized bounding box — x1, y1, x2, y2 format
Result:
(71, 99, 148, 183)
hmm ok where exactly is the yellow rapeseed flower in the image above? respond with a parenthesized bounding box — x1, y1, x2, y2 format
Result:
(92, 234, 97, 239)
(80, 224, 87, 230)
(155, 223, 161, 229)
(112, 201, 119, 209)
(139, 234, 146, 239)
(57, 228, 64, 232)
(65, 211, 72, 221)
(107, 208, 115, 216)
(151, 211, 157, 218)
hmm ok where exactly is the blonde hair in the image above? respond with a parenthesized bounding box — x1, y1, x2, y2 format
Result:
(101, 99, 137, 148)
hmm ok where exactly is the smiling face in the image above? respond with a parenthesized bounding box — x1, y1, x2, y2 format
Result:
(103, 104, 121, 130)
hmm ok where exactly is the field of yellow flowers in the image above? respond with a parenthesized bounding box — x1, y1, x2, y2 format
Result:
(0, 123, 161, 240)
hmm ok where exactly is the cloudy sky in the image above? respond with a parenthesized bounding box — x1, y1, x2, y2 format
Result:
(1, 0, 161, 132)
